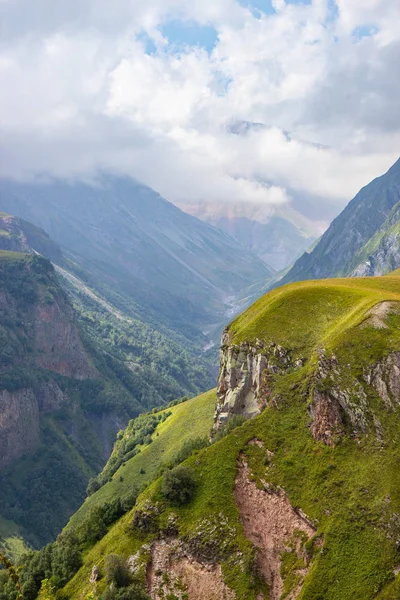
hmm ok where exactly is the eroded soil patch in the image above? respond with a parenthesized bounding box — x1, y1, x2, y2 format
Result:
(147, 539, 235, 600)
(362, 301, 400, 329)
(234, 457, 315, 600)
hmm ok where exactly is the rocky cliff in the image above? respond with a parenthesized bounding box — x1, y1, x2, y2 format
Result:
(215, 328, 298, 428)
(0, 252, 147, 547)
(351, 202, 400, 277)
(0, 255, 97, 469)
(0, 213, 64, 262)
(214, 289, 400, 453)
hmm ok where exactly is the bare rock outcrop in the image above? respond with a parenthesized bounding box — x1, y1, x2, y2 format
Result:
(364, 352, 400, 409)
(35, 298, 98, 379)
(146, 539, 235, 600)
(235, 456, 316, 600)
(309, 350, 369, 446)
(215, 330, 295, 429)
(0, 259, 98, 469)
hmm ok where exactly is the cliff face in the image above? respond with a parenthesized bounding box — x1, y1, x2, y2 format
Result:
(215, 329, 297, 428)
(0, 254, 98, 468)
(215, 300, 400, 449)
(0, 252, 144, 546)
(34, 299, 98, 380)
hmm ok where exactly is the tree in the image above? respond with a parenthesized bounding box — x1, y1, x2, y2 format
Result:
(161, 466, 196, 505)
(104, 555, 131, 589)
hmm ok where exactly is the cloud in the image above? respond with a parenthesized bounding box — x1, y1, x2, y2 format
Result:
(0, 0, 399, 224)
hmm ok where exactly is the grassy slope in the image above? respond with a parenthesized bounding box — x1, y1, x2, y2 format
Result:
(67, 389, 216, 530)
(63, 274, 400, 600)
(230, 276, 400, 355)
(0, 516, 28, 560)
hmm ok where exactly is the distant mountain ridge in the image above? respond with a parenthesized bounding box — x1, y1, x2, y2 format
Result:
(280, 158, 400, 285)
(177, 200, 318, 271)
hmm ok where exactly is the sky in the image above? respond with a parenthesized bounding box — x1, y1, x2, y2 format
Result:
(0, 0, 399, 226)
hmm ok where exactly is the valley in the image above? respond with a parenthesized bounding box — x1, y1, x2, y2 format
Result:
(1, 1, 400, 598)
(11, 269, 400, 600)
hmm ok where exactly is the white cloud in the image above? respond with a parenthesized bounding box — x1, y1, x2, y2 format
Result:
(0, 0, 399, 225)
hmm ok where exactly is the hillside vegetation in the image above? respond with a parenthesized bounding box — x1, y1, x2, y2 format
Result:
(9, 272, 400, 600)
(0, 251, 198, 551)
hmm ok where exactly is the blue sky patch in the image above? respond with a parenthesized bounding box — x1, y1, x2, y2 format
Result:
(352, 24, 378, 39)
(238, 0, 276, 16)
(137, 31, 157, 55)
(160, 20, 218, 52)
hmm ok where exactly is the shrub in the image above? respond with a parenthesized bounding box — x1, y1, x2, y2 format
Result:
(100, 582, 149, 600)
(161, 466, 196, 505)
(212, 415, 246, 443)
(104, 555, 131, 588)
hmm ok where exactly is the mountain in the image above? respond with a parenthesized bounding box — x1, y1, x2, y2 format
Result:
(0, 213, 214, 411)
(0, 212, 64, 263)
(0, 176, 274, 345)
(350, 201, 400, 276)
(0, 251, 158, 550)
(12, 270, 400, 600)
(280, 158, 400, 285)
(176, 201, 318, 271)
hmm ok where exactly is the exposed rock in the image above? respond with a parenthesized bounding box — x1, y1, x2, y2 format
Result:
(360, 301, 399, 329)
(215, 338, 294, 429)
(146, 539, 235, 600)
(89, 565, 100, 584)
(310, 350, 369, 446)
(0, 389, 40, 469)
(364, 352, 400, 409)
(35, 299, 98, 379)
(234, 456, 316, 600)
(351, 202, 400, 277)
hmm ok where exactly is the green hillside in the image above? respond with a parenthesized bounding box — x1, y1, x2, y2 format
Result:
(0, 251, 196, 551)
(230, 275, 400, 357)
(67, 389, 216, 529)
(9, 273, 400, 600)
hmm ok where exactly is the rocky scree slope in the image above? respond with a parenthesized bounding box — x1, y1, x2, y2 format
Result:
(26, 271, 400, 600)
(280, 157, 400, 286)
(0, 252, 163, 549)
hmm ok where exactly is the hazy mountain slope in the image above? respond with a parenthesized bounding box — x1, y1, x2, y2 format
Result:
(66, 389, 216, 531)
(0, 213, 64, 263)
(280, 158, 400, 285)
(350, 201, 400, 276)
(177, 201, 317, 271)
(0, 176, 274, 342)
(0, 213, 214, 406)
(15, 272, 400, 600)
(0, 251, 157, 548)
